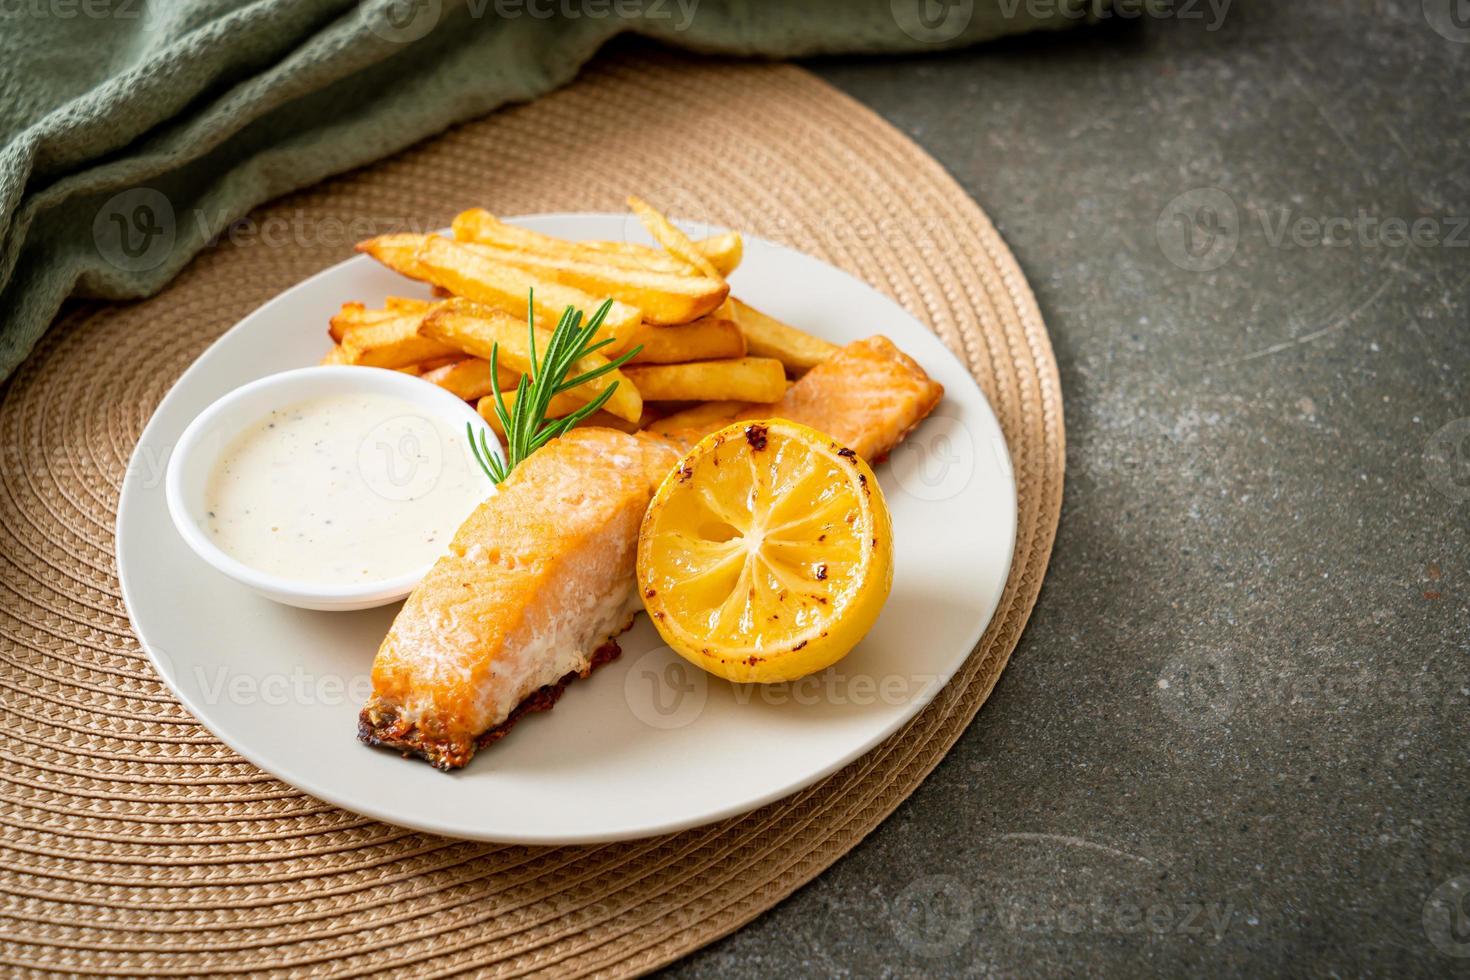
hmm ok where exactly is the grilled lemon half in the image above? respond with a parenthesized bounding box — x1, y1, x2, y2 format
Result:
(637, 419, 893, 683)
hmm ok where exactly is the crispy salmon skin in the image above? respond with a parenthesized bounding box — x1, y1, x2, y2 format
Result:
(359, 428, 679, 770)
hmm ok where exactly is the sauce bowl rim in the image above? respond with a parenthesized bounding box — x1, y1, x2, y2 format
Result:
(164, 365, 501, 608)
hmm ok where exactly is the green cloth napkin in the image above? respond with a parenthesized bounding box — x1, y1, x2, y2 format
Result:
(0, 0, 1089, 378)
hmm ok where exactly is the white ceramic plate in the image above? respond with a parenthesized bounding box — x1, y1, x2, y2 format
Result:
(117, 214, 1017, 844)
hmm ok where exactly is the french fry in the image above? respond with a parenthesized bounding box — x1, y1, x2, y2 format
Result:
(580, 232, 743, 278)
(730, 298, 837, 374)
(423, 299, 643, 423)
(423, 358, 496, 401)
(329, 302, 398, 342)
(694, 232, 742, 277)
(357, 234, 642, 350)
(414, 354, 468, 373)
(356, 234, 428, 278)
(621, 315, 745, 363)
(575, 410, 642, 434)
(321, 345, 350, 365)
(476, 390, 582, 436)
(621, 356, 786, 403)
(478, 393, 638, 437)
(452, 210, 650, 268)
(340, 314, 458, 369)
(424, 357, 582, 416)
(453, 209, 743, 278)
(458, 241, 727, 325)
(646, 400, 771, 438)
(626, 196, 721, 280)
(385, 296, 436, 313)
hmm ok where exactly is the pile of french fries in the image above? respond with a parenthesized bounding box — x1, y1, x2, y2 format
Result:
(322, 197, 839, 440)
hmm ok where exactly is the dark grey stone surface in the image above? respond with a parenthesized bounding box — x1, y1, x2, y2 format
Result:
(666, 1, 1470, 976)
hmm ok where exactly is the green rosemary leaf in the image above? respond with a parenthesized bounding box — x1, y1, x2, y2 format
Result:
(481, 427, 507, 484)
(487, 343, 513, 436)
(464, 291, 635, 485)
(561, 345, 641, 392)
(467, 422, 496, 481)
(556, 380, 621, 429)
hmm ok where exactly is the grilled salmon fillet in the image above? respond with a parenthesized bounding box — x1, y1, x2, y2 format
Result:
(359, 428, 679, 770)
(654, 335, 944, 461)
(360, 335, 941, 769)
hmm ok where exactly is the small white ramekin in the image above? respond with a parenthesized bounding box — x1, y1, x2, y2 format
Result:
(165, 365, 501, 612)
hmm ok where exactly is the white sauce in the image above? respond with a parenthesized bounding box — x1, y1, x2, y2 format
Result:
(203, 393, 486, 585)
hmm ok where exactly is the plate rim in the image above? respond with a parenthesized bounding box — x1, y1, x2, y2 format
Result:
(116, 212, 1019, 843)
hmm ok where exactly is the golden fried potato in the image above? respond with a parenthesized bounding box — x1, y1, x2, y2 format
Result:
(477, 394, 636, 438)
(357, 234, 642, 350)
(423, 357, 582, 417)
(423, 299, 642, 423)
(645, 399, 772, 439)
(730, 298, 837, 374)
(413, 353, 468, 372)
(626, 195, 721, 279)
(475, 389, 580, 435)
(423, 357, 496, 401)
(452, 210, 649, 268)
(329, 302, 398, 342)
(453, 209, 743, 278)
(621, 315, 745, 363)
(321, 344, 350, 365)
(384, 296, 436, 313)
(458, 241, 727, 325)
(580, 232, 743, 278)
(622, 356, 786, 403)
(339, 314, 458, 369)
(356, 235, 427, 277)
(576, 410, 642, 434)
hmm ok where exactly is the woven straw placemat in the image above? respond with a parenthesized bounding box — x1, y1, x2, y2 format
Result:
(0, 51, 1063, 977)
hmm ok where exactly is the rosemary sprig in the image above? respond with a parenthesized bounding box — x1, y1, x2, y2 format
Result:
(467, 291, 641, 484)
